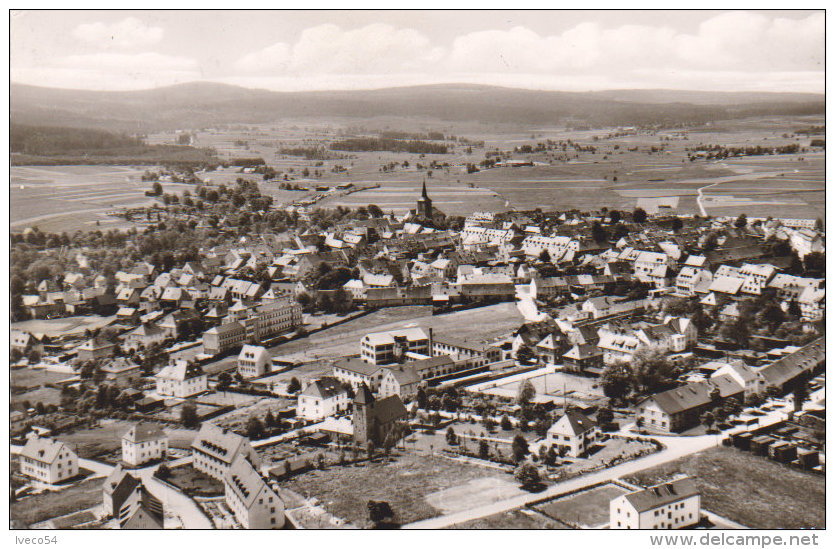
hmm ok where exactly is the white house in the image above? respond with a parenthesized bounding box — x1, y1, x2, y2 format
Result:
(237, 345, 272, 378)
(155, 360, 208, 397)
(191, 424, 262, 481)
(19, 437, 78, 485)
(709, 360, 764, 398)
(610, 477, 700, 529)
(797, 286, 825, 321)
(546, 410, 598, 457)
(224, 454, 284, 529)
(378, 365, 422, 399)
(122, 422, 168, 467)
(296, 378, 350, 421)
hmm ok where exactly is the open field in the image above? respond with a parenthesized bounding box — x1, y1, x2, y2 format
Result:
(11, 386, 63, 408)
(279, 452, 515, 527)
(624, 446, 825, 529)
(534, 483, 629, 528)
(478, 371, 604, 405)
(57, 419, 197, 458)
(11, 368, 75, 389)
(11, 315, 117, 338)
(448, 508, 569, 529)
(9, 165, 197, 232)
(10, 477, 105, 528)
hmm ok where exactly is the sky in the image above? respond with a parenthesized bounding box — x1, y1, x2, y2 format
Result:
(9, 9, 825, 93)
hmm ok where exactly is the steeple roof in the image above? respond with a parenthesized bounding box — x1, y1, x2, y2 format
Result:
(420, 179, 429, 200)
(355, 383, 375, 405)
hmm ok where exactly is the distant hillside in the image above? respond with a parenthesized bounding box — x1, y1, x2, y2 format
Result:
(10, 82, 825, 132)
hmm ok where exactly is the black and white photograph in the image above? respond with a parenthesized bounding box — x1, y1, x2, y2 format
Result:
(7, 7, 826, 537)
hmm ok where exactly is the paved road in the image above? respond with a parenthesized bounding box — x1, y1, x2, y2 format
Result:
(133, 461, 212, 530)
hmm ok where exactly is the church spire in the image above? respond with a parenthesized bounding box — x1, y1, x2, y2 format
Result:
(421, 179, 429, 199)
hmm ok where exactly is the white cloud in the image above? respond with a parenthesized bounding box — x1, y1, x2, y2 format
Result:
(446, 12, 823, 75)
(236, 23, 444, 74)
(236, 42, 291, 72)
(72, 17, 164, 49)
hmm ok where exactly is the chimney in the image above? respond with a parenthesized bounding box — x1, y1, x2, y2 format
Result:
(428, 327, 434, 353)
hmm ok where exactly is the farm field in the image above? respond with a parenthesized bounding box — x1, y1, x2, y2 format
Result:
(534, 483, 629, 528)
(13, 115, 824, 231)
(624, 446, 825, 529)
(9, 165, 196, 232)
(11, 314, 116, 338)
(278, 452, 515, 528)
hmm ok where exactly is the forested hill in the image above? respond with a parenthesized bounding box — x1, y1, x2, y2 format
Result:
(10, 123, 219, 166)
(10, 82, 825, 132)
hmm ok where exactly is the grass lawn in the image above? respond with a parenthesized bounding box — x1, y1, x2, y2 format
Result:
(57, 419, 136, 459)
(164, 464, 225, 497)
(11, 368, 75, 390)
(535, 483, 629, 528)
(11, 386, 62, 407)
(279, 452, 514, 528)
(624, 446, 825, 529)
(10, 477, 104, 527)
(449, 508, 569, 529)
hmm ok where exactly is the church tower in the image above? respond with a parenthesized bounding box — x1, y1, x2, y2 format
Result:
(416, 179, 433, 219)
(352, 383, 376, 446)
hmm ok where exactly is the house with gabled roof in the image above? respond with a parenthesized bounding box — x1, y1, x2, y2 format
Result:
(19, 437, 78, 484)
(331, 357, 384, 390)
(546, 410, 598, 457)
(237, 344, 272, 379)
(124, 322, 167, 349)
(122, 422, 168, 467)
(379, 365, 422, 399)
(122, 490, 164, 529)
(562, 344, 604, 373)
(297, 377, 350, 420)
(610, 477, 700, 530)
(224, 454, 284, 529)
(635, 376, 744, 433)
(191, 423, 261, 481)
(76, 336, 117, 362)
(155, 360, 208, 397)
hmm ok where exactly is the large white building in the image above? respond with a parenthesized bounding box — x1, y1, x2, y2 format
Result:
(521, 235, 579, 262)
(191, 424, 262, 481)
(360, 327, 431, 365)
(202, 298, 303, 355)
(19, 437, 79, 485)
(155, 360, 208, 398)
(610, 477, 701, 529)
(122, 422, 168, 467)
(224, 455, 284, 529)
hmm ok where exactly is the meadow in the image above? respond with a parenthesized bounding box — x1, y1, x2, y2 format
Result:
(11, 114, 825, 234)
